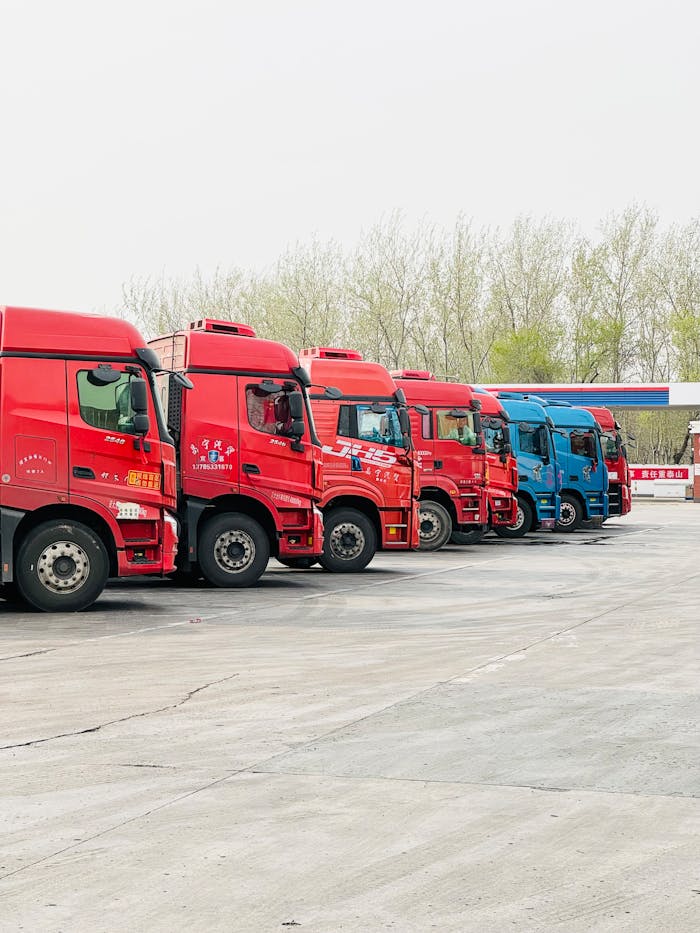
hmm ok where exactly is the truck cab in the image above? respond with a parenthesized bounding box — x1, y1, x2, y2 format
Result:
(583, 406, 632, 517)
(471, 388, 519, 533)
(494, 393, 560, 536)
(391, 370, 488, 550)
(0, 306, 181, 611)
(149, 319, 325, 587)
(299, 348, 419, 571)
(538, 400, 608, 531)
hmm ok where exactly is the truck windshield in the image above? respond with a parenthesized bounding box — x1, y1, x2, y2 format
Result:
(482, 415, 506, 454)
(356, 405, 405, 448)
(436, 410, 477, 446)
(601, 431, 620, 459)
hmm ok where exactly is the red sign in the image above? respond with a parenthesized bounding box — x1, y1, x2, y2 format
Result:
(629, 466, 690, 481)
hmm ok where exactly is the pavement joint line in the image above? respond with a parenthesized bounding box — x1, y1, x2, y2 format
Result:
(0, 620, 203, 664)
(297, 553, 511, 600)
(0, 553, 513, 661)
(243, 563, 700, 776)
(246, 767, 700, 801)
(1, 531, 697, 886)
(0, 673, 240, 751)
(0, 765, 251, 885)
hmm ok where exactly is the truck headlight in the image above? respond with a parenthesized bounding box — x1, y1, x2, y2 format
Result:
(164, 512, 180, 536)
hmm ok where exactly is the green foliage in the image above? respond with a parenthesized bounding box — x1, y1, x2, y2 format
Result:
(119, 207, 700, 462)
(490, 326, 565, 382)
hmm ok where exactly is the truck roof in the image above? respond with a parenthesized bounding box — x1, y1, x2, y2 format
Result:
(392, 373, 476, 408)
(471, 386, 507, 417)
(148, 319, 300, 375)
(0, 306, 148, 358)
(497, 395, 549, 424)
(540, 402, 598, 429)
(583, 406, 616, 431)
(300, 348, 399, 399)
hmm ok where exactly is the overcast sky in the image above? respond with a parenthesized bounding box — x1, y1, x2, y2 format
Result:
(1, 0, 698, 314)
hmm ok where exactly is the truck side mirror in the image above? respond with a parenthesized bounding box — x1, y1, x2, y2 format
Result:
(324, 386, 342, 400)
(288, 392, 304, 420)
(130, 377, 149, 413)
(132, 413, 150, 436)
(413, 404, 430, 416)
(289, 419, 305, 439)
(398, 408, 410, 435)
(449, 409, 469, 419)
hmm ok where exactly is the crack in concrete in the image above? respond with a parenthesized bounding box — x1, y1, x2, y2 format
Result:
(0, 673, 239, 751)
(0, 543, 695, 889)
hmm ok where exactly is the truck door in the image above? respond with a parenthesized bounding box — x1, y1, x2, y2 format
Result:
(0, 357, 69, 503)
(238, 379, 314, 506)
(66, 361, 164, 512)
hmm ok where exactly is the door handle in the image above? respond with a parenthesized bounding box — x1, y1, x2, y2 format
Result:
(73, 466, 95, 479)
(242, 463, 261, 474)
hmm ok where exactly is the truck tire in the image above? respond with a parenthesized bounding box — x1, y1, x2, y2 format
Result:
(319, 508, 376, 573)
(418, 500, 452, 551)
(198, 512, 270, 587)
(450, 528, 486, 545)
(15, 521, 109, 612)
(556, 494, 583, 533)
(277, 557, 318, 569)
(494, 498, 533, 539)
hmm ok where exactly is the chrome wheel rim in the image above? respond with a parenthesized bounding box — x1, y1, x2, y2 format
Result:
(419, 508, 443, 545)
(509, 506, 525, 531)
(329, 522, 365, 561)
(37, 541, 90, 594)
(213, 530, 255, 574)
(558, 502, 576, 527)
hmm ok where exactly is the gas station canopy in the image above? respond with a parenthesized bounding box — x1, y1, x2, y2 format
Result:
(484, 383, 700, 409)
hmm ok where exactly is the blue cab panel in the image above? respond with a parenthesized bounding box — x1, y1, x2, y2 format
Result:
(496, 394, 560, 530)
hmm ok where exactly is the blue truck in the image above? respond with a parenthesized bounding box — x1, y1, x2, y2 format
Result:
(493, 393, 560, 537)
(536, 400, 608, 531)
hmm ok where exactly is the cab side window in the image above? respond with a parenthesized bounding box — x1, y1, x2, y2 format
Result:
(246, 386, 293, 437)
(356, 405, 404, 447)
(437, 410, 476, 446)
(77, 370, 136, 434)
(571, 432, 596, 458)
(518, 425, 546, 457)
(338, 405, 352, 438)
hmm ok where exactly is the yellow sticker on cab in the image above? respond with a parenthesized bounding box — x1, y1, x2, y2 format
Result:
(127, 470, 161, 490)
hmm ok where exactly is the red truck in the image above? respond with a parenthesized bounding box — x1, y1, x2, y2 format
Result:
(583, 406, 632, 516)
(0, 306, 186, 611)
(289, 347, 420, 572)
(391, 370, 489, 549)
(469, 387, 519, 538)
(149, 319, 330, 586)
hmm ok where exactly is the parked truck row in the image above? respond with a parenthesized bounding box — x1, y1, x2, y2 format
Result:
(0, 306, 632, 612)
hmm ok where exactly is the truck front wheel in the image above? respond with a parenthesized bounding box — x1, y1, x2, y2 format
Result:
(16, 521, 109, 612)
(494, 498, 533, 539)
(198, 512, 270, 587)
(418, 500, 452, 551)
(319, 508, 376, 573)
(556, 494, 583, 533)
